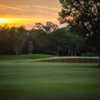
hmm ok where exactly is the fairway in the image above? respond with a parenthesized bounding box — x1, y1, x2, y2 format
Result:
(0, 55, 100, 100)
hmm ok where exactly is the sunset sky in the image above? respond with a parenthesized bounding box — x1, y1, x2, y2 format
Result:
(0, 0, 60, 28)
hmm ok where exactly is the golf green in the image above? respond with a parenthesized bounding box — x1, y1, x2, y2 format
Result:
(0, 56, 100, 100)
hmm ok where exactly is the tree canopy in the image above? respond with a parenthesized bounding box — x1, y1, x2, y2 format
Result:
(59, 0, 100, 55)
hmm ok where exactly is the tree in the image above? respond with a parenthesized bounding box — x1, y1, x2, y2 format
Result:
(49, 27, 83, 56)
(33, 22, 58, 33)
(8, 26, 28, 54)
(44, 21, 58, 33)
(59, 0, 100, 64)
(0, 26, 11, 54)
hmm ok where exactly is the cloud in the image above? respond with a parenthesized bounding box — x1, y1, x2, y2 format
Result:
(0, 4, 24, 11)
(29, 5, 58, 12)
(0, 4, 58, 18)
(0, 2, 59, 24)
(0, 4, 58, 15)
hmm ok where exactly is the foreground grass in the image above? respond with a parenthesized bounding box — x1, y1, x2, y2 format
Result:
(0, 55, 100, 100)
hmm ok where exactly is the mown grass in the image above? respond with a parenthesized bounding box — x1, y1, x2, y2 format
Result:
(0, 55, 100, 100)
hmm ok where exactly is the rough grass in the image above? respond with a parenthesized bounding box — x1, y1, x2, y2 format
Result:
(0, 54, 53, 63)
(0, 55, 100, 100)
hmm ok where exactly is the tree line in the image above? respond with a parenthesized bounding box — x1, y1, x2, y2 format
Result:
(0, 21, 97, 56)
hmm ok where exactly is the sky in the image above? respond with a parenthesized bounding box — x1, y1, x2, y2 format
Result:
(0, 0, 61, 28)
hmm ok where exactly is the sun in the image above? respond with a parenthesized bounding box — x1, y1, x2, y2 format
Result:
(0, 18, 11, 25)
(0, 18, 22, 26)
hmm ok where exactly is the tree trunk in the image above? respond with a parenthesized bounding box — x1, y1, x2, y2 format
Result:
(14, 47, 19, 55)
(68, 47, 71, 56)
(28, 40, 33, 54)
(56, 46, 61, 56)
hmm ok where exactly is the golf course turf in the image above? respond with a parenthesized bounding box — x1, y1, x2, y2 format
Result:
(0, 55, 100, 100)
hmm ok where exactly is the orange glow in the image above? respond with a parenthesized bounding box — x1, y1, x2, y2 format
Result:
(0, 17, 58, 28)
(0, 17, 37, 26)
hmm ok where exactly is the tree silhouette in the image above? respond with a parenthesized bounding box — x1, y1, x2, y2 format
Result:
(59, 0, 100, 65)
